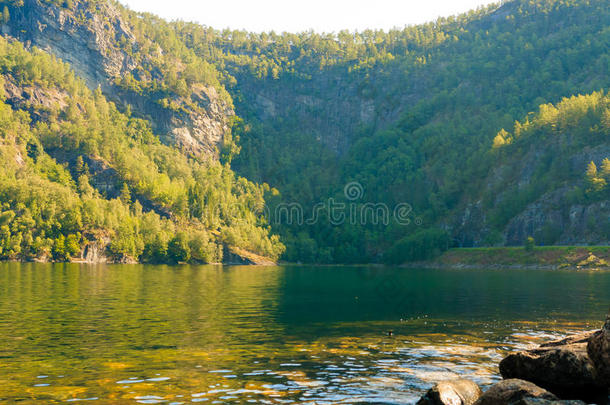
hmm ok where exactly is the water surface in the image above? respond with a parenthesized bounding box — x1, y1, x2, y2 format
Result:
(0, 263, 608, 404)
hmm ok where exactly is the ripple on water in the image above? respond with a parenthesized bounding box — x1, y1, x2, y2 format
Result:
(146, 377, 171, 382)
(135, 395, 165, 404)
(116, 379, 145, 384)
(2, 264, 607, 404)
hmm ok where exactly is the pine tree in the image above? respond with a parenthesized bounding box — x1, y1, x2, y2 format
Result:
(2, 6, 9, 25)
(168, 232, 191, 263)
(524, 236, 535, 252)
(75, 155, 88, 176)
(65, 234, 81, 257)
(493, 128, 510, 148)
(601, 158, 610, 180)
(586, 161, 607, 192)
(586, 161, 598, 178)
(77, 174, 93, 196)
(120, 183, 132, 205)
(53, 234, 66, 261)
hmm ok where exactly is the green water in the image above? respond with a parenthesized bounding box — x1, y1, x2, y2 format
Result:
(0, 264, 609, 404)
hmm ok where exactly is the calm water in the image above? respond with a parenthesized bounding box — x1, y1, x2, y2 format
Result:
(0, 264, 609, 404)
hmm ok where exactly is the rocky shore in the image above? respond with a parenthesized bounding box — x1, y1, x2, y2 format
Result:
(415, 247, 610, 271)
(417, 316, 610, 405)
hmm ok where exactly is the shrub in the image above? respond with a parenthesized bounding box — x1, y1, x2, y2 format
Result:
(524, 236, 536, 252)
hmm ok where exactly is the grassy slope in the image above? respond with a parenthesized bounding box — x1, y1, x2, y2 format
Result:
(420, 246, 610, 269)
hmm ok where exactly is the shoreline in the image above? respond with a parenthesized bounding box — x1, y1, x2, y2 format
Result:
(2, 246, 610, 269)
(413, 246, 610, 271)
(407, 262, 610, 271)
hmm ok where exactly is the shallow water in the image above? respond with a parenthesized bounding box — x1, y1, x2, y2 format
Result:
(0, 263, 608, 404)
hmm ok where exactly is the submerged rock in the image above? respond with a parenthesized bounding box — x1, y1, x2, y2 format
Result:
(588, 316, 610, 386)
(499, 331, 606, 401)
(473, 379, 558, 405)
(416, 379, 482, 405)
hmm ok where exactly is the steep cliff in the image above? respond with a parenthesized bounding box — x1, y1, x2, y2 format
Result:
(451, 93, 610, 247)
(1, 0, 233, 157)
(0, 35, 284, 264)
(175, 0, 609, 262)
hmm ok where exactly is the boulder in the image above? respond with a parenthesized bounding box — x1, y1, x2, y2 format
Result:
(539, 331, 597, 348)
(417, 379, 482, 405)
(510, 399, 587, 405)
(588, 316, 610, 386)
(473, 379, 558, 405)
(499, 332, 606, 401)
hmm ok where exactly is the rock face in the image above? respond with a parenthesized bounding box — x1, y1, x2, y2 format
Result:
(473, 379, 558, 405)
(3, 0, 233, 157)
(233, 59, 427, 157)
(80, 241, 109, 264)
(223, 246, 277, 266)
(499, 331, 606, 401)
(588, 316, 610, 386)
(4, 0, 136, 91)
(450, 138, 610, 248)
(502, 185, 610, 247)
(510, 399, 587, 405)
(417, 379, 482, 405)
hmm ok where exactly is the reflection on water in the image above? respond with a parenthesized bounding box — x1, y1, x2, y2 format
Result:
(0, 263, 608, 404)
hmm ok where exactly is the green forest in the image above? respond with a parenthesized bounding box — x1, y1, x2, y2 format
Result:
(177, 0, 609, 263)
(0, 0, 608, 264)
(0, 36, 284, 263)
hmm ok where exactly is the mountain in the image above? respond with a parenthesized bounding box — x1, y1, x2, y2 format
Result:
(2, 0, 233, 157)
(0, 26, 283, 264)
(0, 0, 607, 264)
(173, 0, 609, 263)
(455, 92, 610, 247)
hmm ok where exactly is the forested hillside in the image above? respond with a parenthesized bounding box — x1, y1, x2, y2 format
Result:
(170, 0, 609, 263)
(0, 36, 283, 263)
(456, 92, 610, 247)
(1, 0, 235, 157)
(0, 0, 607, 263)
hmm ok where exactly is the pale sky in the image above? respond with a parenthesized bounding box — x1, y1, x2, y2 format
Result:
(119, 0, 498, 33)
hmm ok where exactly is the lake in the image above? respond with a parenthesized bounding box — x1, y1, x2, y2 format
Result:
(0, 263, 609, 404)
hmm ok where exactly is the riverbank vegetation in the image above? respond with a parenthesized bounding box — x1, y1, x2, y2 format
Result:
(422, 246, 610, 269)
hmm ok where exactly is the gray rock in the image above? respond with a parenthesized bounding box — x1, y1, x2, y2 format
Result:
(539, 331, 597, 348)
(473, 379, 558, 405)
(510, 399, 587, 405)
(588, 316, 610, 387)
(5, 0, 232, 157)
(417, 379, 482, 405)
(499, 332, 606, 400)
(451, 143, 610, 248)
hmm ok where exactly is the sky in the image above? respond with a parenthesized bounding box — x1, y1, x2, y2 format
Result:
(119, 0, 498, 33)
